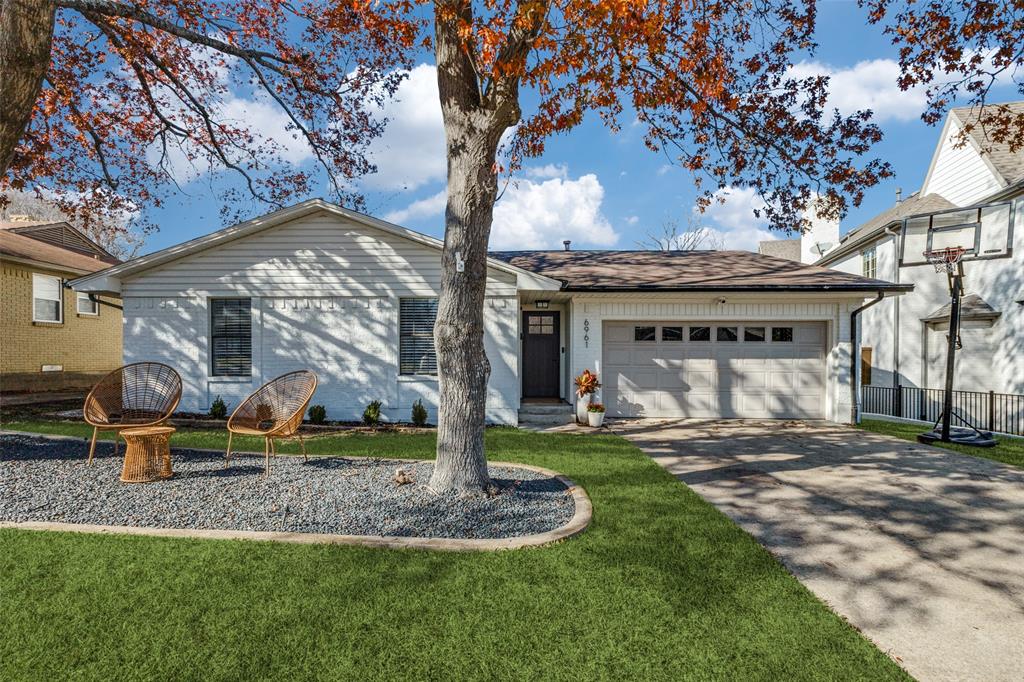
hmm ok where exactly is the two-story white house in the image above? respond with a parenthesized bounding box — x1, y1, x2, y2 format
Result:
(803, 102, 1023, 431)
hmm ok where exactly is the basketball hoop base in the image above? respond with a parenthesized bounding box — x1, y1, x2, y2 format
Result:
(917, 426, 997, 448)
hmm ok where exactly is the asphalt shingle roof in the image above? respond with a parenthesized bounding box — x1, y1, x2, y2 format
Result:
(490, 250, 909, 291)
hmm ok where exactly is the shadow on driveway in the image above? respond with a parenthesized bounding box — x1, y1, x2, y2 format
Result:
(614, 418, 1024, 682)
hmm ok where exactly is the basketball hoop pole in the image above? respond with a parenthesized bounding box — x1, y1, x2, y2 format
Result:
(939, 271, 963, 442)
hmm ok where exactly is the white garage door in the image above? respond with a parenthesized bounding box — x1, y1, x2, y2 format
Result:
(602, 321, 826, 419)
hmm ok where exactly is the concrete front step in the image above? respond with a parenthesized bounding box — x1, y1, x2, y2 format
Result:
(518, 413, 576, 426)
(519, 403, 574, 416)
(518, 401, 575, 426)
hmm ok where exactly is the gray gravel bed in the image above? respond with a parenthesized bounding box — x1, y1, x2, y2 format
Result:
(0, 435, 574, 539)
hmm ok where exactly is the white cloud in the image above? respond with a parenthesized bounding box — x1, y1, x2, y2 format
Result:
(363, 64, 446, 190)
(525, 163, 568, 180)
(695, 186, 776, 252)
(383, 189, 446, 224)
(624, 215, 640, 226)
(787, 59, 928, 122)
(382, 170, 618, 250)
(491, 174, 618, 249)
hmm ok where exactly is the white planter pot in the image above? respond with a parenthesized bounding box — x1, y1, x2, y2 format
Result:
(575, 397, 591, 424)
(588, 411, 605, 428)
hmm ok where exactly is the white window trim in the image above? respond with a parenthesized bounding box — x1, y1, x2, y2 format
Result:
(32, 273, 63, 324)
(862, 246, 877, 279)
(76, 292, 99, 316)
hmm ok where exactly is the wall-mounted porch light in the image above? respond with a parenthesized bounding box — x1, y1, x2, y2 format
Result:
(535, 300, 550, 309)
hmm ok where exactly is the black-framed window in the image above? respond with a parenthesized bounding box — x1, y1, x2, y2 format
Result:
(689, 326, 711, 341)
(772, 326, 793, 342)
(634, 326, 656, 341)
(210, 298, 252, 376)
(400, 298, 438, 375)
(661, 326, 684, 341)
(744, 327, 766, 342)
(717, 327, 738, 342)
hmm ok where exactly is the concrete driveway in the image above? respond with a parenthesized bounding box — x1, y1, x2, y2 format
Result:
(613, 419, 1024, 682)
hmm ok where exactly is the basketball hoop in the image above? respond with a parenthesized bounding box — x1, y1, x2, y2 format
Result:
(923, 246, 966, 274)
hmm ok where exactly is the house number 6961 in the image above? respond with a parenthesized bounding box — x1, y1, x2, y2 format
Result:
(583, 319, 590, 348)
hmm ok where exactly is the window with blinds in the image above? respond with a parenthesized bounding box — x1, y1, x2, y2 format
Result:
(210, 298, 252, 376)
(400, 298, 438, 375)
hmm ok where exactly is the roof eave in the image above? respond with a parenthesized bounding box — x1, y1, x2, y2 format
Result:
(561, 284, 913, 294)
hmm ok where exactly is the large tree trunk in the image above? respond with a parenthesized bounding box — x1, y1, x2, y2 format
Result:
(0, 0, 56, 177)
(428, 3, 519, 495)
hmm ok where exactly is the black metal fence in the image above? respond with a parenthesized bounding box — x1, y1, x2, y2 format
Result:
(862, 385, 1024, 437)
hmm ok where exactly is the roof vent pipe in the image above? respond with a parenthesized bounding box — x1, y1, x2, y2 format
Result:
(563, 240, 571, 251)
(895, 187, 903, 204)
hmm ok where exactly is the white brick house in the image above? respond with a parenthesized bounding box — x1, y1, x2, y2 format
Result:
(71, 199, 906, 425)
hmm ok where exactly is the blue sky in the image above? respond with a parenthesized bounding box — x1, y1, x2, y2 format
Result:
(142, 1, 1020, 255)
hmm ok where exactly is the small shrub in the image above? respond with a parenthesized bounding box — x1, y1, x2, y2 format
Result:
(308, 404, 327, 425)
(411, 399, 428, 427)
(587, 402, 606, 413)
(363, 399, 382, 426)
(209, 396, 227, 419)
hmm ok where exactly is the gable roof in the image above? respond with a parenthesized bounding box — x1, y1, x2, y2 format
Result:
(949, 101, 1024, 184)
(922, 293, 1001, 323)
(490, 250, 910, 292)
(69, 199, 561, 293)
(0, 228, 118, 274)
(814, 192, 956, 267)
(0, 219, 116, 261)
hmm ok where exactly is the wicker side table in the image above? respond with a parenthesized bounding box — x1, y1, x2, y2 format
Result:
(119, 426, 175, 483)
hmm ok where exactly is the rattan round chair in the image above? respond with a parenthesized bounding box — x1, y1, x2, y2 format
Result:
(84, 362, 183, 465)
(225, 370, 318, 476)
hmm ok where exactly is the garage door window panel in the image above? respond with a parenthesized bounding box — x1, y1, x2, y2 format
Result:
(744, 327, 765, 342)
(717, 327, 738, 342)
(661, 326, 684, 341)
(634, 326, 656, 341)
(772, 327, 793, 342)
(689, 326, 711, 341)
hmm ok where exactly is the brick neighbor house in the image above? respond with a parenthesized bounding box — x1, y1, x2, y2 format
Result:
(1, 219, 122, 393)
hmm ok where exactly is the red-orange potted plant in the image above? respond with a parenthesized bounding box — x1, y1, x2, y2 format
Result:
(574, 369, 601, 424)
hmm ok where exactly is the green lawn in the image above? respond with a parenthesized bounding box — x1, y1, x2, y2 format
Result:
(0, 424, 907, 680)
(858, 418, 1024, 469)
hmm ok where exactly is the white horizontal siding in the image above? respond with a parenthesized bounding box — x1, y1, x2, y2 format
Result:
(121, 211, 517, 298)
(922, 118, 1002, 206)
(124, 295, 519, 425)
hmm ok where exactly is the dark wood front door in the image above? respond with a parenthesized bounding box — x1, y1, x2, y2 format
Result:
(522, 311, 560, 398)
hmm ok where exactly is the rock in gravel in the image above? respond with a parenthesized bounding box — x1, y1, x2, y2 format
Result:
(0, 434, 575, 540)
(393, 468, 415, 486)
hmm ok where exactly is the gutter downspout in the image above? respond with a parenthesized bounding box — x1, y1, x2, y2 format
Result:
(850, 291, 886, 423)
(885, 224, 902, 388)
(61, 281, 124, 311)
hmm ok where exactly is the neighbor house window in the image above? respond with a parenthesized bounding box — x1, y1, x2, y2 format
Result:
(32, 274, 62, 323)
(772, 327, 793, 342)
(634, 326, 656, 341)
(717, 327, 738, 342)
(661, 326, 684, 341)
(400, 298, 438, 375)
(210, 298, 252, 376)
(689, 326, 711, 341)
(862, 246, 877, 279)
(77, 292, 98, 316)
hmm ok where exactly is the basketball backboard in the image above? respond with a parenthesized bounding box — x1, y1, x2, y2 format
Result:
(899, 201, 1015, 267)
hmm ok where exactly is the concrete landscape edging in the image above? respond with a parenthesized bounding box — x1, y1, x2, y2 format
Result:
(0, 429, 593, 552)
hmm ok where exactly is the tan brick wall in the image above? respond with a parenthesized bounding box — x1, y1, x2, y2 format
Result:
(1, 261, 122, 389)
